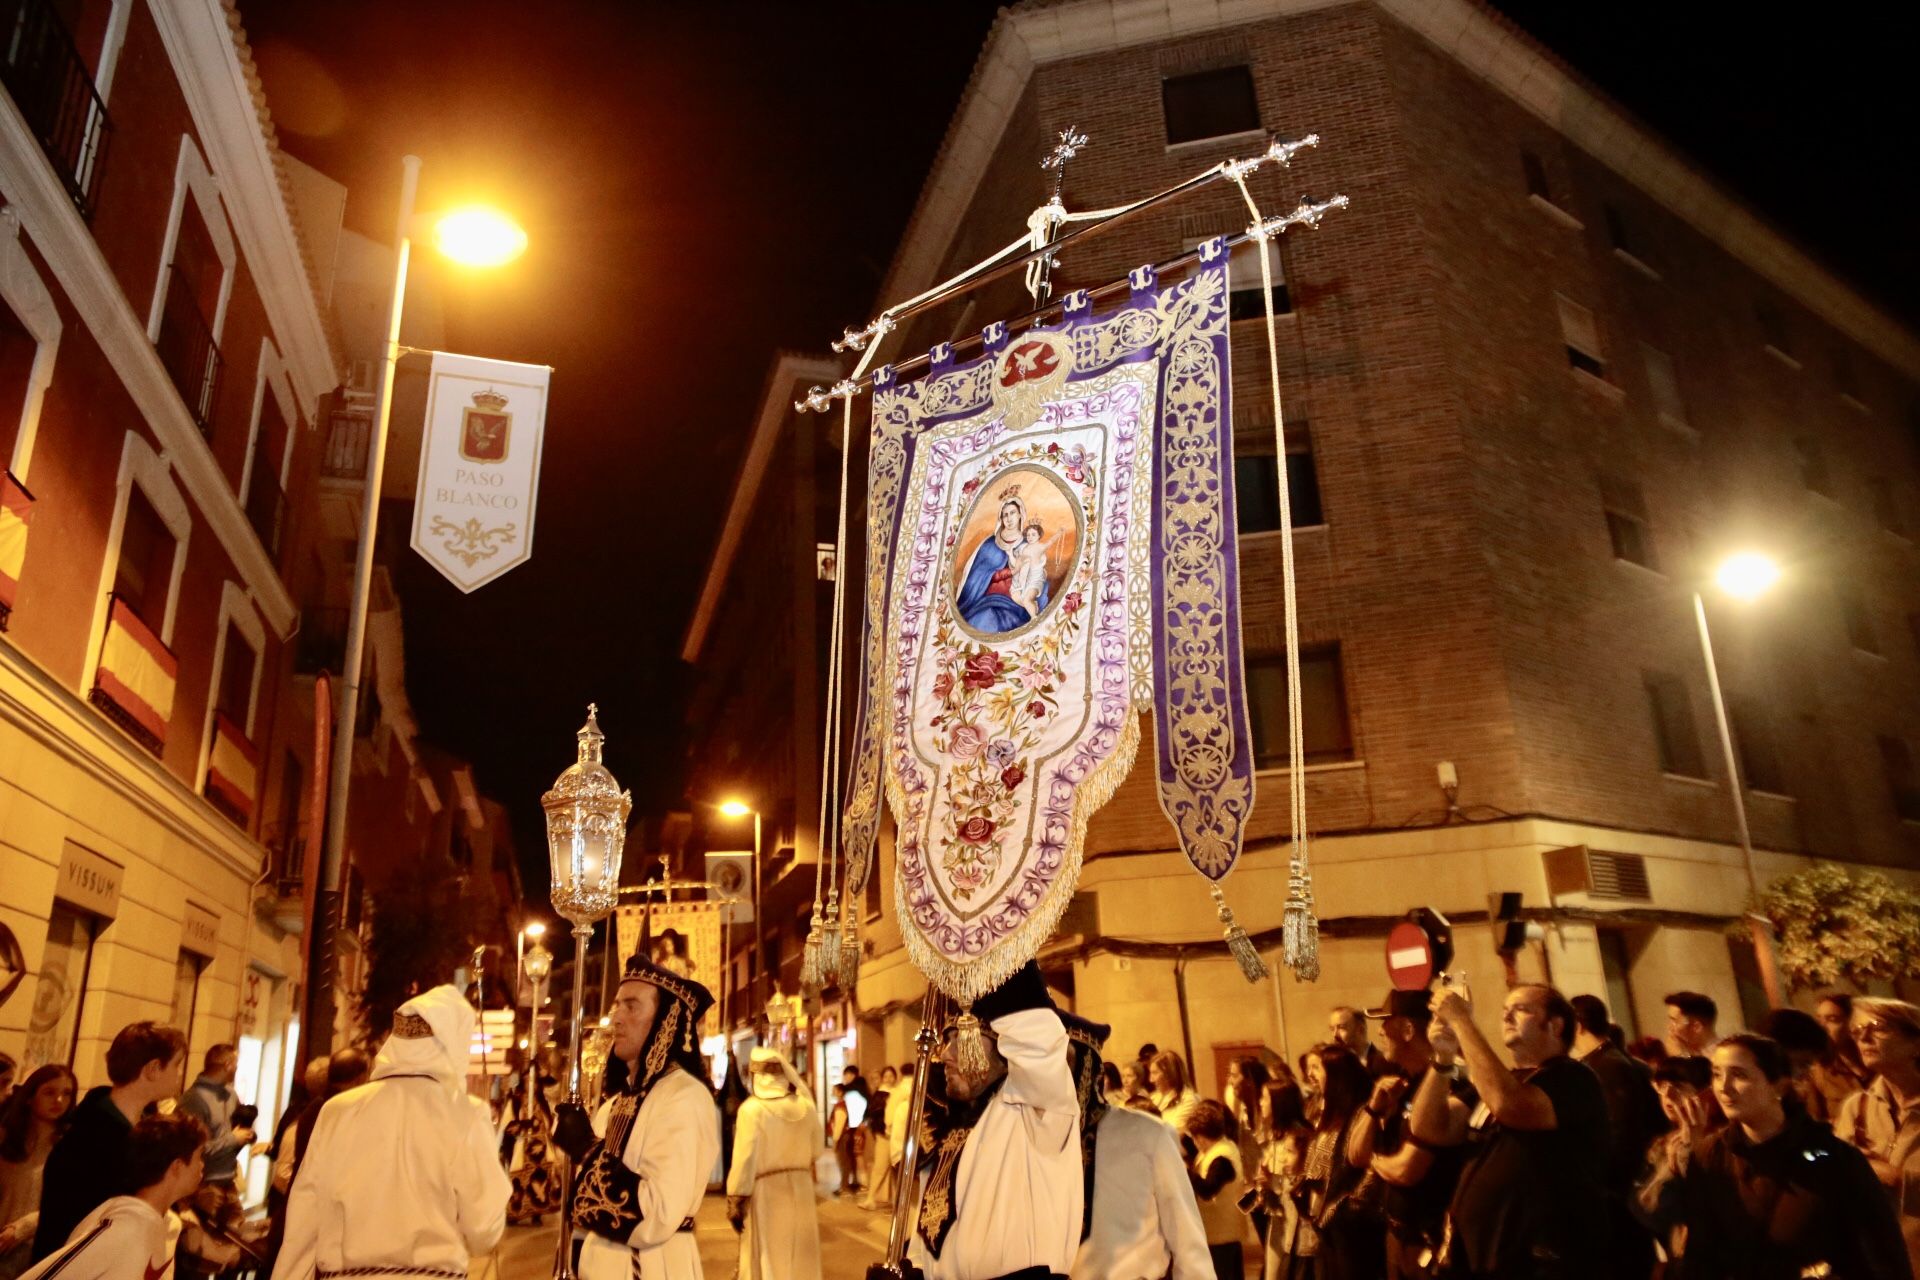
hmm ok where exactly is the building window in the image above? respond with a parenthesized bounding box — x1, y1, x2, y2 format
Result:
(1878, 736, 1920, 823)
(1603, 204, 1631, 252)
(1227, 236, 1290, 320)
(215, 621, 255, 730)
(244, 392, 287, 558)
(1756, 303, 1794, 360)
(1641, 345, 1687, 426)
(1161, 66, 1260, 145)
(1868, 478, 1905, 536)
(1728, 696, 1786, 795)
(1833, 348, 1862, 401)
(1521, 150, 1550, 201)
(114, 488, 176, 632)
(1600, 474, 1658, 570)
(1794, 436, 1832, 497)
(1556, 295, 1605, 378)
(1247, 645, 1353, 768)
(1235, 430, 1323, 533)
(1644, 672, 1707, 779)
(155, 204, 226, 435)
(1840, 586, 1880, 655)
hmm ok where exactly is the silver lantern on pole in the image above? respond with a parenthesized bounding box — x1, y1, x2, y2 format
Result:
(542, 704, 630, 1280)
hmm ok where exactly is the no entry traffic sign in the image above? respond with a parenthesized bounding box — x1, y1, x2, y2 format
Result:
(1386, 908, 1454, 991)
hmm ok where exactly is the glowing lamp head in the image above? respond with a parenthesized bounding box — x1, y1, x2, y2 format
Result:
(433, 207, 527, 268)
(1714, 552, 1781, 602)
(523, 921, 546, 939)
(719, 800, 752, 819)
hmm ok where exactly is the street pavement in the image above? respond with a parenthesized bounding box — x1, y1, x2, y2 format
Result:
(490, 1190, 897, 1280)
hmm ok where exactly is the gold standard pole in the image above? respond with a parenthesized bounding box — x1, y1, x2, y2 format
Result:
(876, 989, 946, 1275)
(552, 921, 593, 1280)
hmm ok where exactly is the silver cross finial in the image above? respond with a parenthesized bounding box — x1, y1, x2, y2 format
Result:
(1041, 126, 1088, 174)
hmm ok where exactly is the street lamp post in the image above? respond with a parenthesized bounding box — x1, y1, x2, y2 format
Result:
(307, 155, 526, 1055)
(1693, 552, 1785, 1008)
(522, 933, 552, 1122)
(541, 706, 630, 1280)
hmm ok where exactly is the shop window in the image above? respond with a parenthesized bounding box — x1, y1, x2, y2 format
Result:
(1247, 645, 1353, 768)
(26, 905, 100, 1068)
(1161, 66, 1260, 145)
(1644, 672, 1706, 779)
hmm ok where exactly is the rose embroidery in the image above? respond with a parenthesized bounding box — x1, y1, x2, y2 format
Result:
(962, 652, 1003, 690)
(1001, 763, 1026, 789)
(1028, 700, 1047, 719)
(958, 816, 995, 845)
(948, 723, 986, 760)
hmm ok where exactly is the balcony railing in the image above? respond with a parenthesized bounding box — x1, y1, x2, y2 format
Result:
(294, 605, 346, 675)
(1, 0, 112, 220)
(323, 412, 371, 479)
(245, 475, 284, 559)
(155, 264, 222, 436)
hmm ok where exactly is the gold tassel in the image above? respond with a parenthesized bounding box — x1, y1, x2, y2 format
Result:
(1212, 884, 1269, 982)
(947, 1006, 991, 1092)
(1282, 856, 1320, 982)
(800, 909, 825, 992)
(835, 914, 861, 989)
(819, 892, 843, 990)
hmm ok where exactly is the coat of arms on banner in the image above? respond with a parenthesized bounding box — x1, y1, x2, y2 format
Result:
(460, 389, 511, 463)
(850, 251, 1256, 1007)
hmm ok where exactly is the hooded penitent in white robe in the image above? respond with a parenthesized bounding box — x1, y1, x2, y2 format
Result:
(574, 1068, 717, 1280)
(727, 1049, 824, 1280)
(908, 1007, 1083, 1280)
(1071, 1106, 1213, 1280)
(271, 986, 509, 1280)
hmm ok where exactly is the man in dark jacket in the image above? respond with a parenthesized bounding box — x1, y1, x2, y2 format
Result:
(1570, 994, 1664, 1279)
(32, 1021, 187, 1260)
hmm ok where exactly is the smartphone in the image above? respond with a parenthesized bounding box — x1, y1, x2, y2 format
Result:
(1237, 1186, 1262, 1214)
(1437, 969, 1470, 1002)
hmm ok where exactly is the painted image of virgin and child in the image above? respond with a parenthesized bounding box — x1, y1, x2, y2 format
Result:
(954, 486, 1069, 635)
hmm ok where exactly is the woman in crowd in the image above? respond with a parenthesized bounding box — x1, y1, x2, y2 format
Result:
(1837, 997, 1920, 1277)
(1635, 1054, 1717, 1250)
(1814, 992, 1872, 1113)
(1116, 1060, 1151, 1109)
(1184, 1098, 1251, 1280)
(858, 1065, 898, 1211)
(1298, 1044, 1376, 1280)
(1226, 1057, 1271, 1174)
(1149, 1049, 1201, 1133)
(1653, 1034, 1909, 1279)
(0, 1065, 78, 1280)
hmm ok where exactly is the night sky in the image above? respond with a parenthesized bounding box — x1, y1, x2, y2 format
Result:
(244, 2, 1917, 898)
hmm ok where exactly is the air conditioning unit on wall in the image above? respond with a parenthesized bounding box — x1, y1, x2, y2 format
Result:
(1543, 845, 1651, 902)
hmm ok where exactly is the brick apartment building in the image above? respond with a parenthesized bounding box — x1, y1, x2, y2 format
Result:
(683, 0, 1920, 1081)
(1, 0, 517, 1184)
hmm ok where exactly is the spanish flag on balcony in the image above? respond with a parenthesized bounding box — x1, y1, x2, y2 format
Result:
(206, 710, 258, 823)
(0, 472, 33, 617)
(95, 597, 177, 746)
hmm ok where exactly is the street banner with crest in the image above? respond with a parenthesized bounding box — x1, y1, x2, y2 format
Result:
(851, 247, 1255, 1015)
(614, 901, 724, 1037)
(411, 352, 549, 592)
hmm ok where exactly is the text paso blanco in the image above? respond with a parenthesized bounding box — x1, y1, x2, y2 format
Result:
(410, 351, 550, 592)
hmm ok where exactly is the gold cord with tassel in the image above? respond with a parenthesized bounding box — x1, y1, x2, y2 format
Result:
(1211, 884, 1269, 981)
(818, 891, 843, 989)
(946, 1005, 991, 1093)
(800, 908, 826, 992)
(1282, 854, 1320, 982)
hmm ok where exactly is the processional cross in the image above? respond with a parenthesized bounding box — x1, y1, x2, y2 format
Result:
(1029, 125, 1088, 304)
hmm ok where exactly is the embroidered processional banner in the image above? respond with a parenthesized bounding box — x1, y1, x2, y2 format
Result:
(849, 247, 1252, 1006)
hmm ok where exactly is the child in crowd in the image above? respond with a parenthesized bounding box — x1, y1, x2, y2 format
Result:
(1256, 1125, 1317, 1280)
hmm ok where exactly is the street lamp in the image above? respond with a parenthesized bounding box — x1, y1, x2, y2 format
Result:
(522, 935, 552, 1123)
(717, 798, 763, 1029)
(309, 156, 527, 1055)
(541, 705, 630, 1280)
(1693, 551, 1784, 1007)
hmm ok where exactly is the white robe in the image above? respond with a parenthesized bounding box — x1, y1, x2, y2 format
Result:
(1072, 1107, 1213, 1280)
(726, 1089, 824, 1280)
(576, 1068, 718, 1280)
(908, 1008, 1082, 1280)
(273, 1078, 508, 1280)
